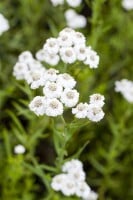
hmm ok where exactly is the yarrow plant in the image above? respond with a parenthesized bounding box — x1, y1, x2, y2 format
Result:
(0, 13, 9, 35)
(13, 27, 105, 199)
(51, 159, 98, 199)
(115, 79, 133, 103)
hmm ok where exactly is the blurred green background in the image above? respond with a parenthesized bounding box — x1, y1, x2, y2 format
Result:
(0, 0, 133, 200)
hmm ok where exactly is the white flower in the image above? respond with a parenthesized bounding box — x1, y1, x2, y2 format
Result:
(89, 94, 105, 107)
(60, 47, 76, 64)
(87, 104, 104, 122)
(43, 37, 59, 54)
(73, 31, 86, 46)
(65, 9, 76, 21)
(14, 144, 26, 154)
(66, 0, 82, 8)
(18, 51, 34, 63)
(115, 79, 133, 103)
(68, 169, 86, 182)
(62, 159, 83, 173)
(29, 96, 46, 116)
(43, 81, 63, 98)
(83, 190, 98, 200)
(36, 49, 46, 61)
(72, 103, 89, 118)
(45, 98, 63, 117)
(0, 13, 9, 35)
(51, 174, 67, 191)
(50, 0, 64, 6)
(44, 68, 59, 82)
(84, 48, 99, 68)
(65, 9, 87, 29)
(58, 32, 73, 47)
(57, 73, 76, 89)
(43, 52, 60, 66)
(61, 177, 76, 196)
(60, 89, 79, 107)
(25, 68, 46, 89)
(76, 182, 91, 198)
(74, 45, 87, 61)
(122, 0, 133, 10)
(13, 62, 29, 80)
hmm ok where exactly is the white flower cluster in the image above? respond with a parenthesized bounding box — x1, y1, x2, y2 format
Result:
(72, 93, 105, 122)
(50, 0, 82, 7)
(13, 51, 46, 89)
(65, 9, 87, 29)
(28, 69, 79, 117)
(122, 0, 133, 10)
(0, 13, 9, 35)
(51, 159, 98, 200)
(36, 27, 99, 68)
(13, 50, 104, 121)
(115, 79, 133, 103)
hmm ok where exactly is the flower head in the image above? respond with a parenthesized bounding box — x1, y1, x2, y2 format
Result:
(87, 104, 105, 122)
(29, 96, 46, 116)
(0, 13, 9, 35)
(14, 144, 26, 154)
(61, 89, 79, 107)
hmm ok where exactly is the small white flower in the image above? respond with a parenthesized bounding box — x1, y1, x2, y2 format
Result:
(13, 62, 29, 80)
(76, 181, 91, 198)
(87, 104, 104, 122)
(14, 144, 26, 154)
(29, 96, 46, 116)
(83, 190, 98, 200)
(36, 49, 46, 61)
(115, 79, 133, 103)
(60, 89, 79, 107)
(18, 51, 34, 63)
(44, 68, 59, 82)
(58, 32, 73, 47)
(65, 9, 76, 21)
(0, 13, 9, 35)
(43, 81, 63, 98)
(62, 159, 83, 173)
(51, 174, 67, 191)
(45, 98, 63, 117)
(122, 0, 133, 10)
(50, 0, 64, 6)
(65, 9, 87, 29)
(43, 37, 59, 54)
(66, 0, 82, 8)
(25, 68, 46, 89)
(57, 73, 76, 89)
(60, 47, 77, 64)
(74, 45, 87, 61)
(89, 94, 105, 108)
(68, 169, 86, 182)
(84, 48, 99, 68)
(43, 52, 60, 66)
(61, 177, 76, 196)
(73, 31, 86, 46)
(72, 103, 89, 118)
